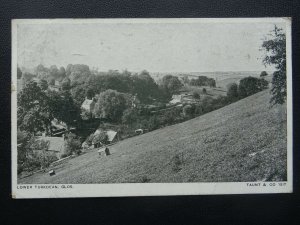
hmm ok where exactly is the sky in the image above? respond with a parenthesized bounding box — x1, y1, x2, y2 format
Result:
(17, 19, 286, 73)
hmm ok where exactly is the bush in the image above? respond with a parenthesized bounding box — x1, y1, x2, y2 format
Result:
(93, 89, 130, 122)
(260, 71, 268, 77)
(162, 109, 180, 125)
(38, 151, 58, 169)
(92, 130, 108, 145)
(61, 153, 68, 158)
(148, 115, 160, 130)
(202, 88, 207, 94)
(227, 83, 239, 101)
(211, 96, 229, 110)
(193, 91, 200, 100)
(65, 133, 82, 155)
(201, 96, 214, 113)
(194, 104, 203, 116)
(122, 108, 139, 124)
(183, 105, 194, 117)
(238, 76, 268, 98)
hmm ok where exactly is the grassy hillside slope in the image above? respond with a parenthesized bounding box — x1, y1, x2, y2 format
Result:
(20, 90, 287, 184)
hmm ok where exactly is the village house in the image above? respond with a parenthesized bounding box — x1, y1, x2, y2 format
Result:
(48, 80, 61, 92)
(169, 94, 182, 104)
(91, 129, 120, 148)
(35, 135, 66, 159)
(81, 98, 96, 113)
(169, 93, 197, 105)
(81, 97, 96, 120)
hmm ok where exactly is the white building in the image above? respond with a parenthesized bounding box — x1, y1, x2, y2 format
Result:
(81, 98, 96, 113)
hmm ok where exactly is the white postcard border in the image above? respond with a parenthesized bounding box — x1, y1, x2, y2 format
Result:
(11, 18, 293, 198)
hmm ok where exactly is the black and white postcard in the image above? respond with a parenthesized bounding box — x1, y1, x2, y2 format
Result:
(11, 18, 292, 198)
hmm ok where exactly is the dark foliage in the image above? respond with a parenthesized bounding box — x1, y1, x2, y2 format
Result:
(238, 77, 268, 99)
(261, 26, 286, 105)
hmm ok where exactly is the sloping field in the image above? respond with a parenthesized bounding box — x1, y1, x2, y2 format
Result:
(19, 90, 287, 184)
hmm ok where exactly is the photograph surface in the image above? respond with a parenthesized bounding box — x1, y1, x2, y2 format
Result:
(11, 18, 293, 198)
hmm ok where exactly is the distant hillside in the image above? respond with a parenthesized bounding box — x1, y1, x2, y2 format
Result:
(150, 71, 274, 88)
(19, 90, 287, 184)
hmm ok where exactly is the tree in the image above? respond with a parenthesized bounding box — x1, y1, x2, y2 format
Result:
(48, 78, 55, 86)
(261, 25, 286, 105)
(162, 109, 181, 125)
(61, 77, 71, 90)
(65, 64, 91, 85)
(207, 78, 216, 88)
(65, 133, 82, 155)
(148, 115, 160, 130)
(86, 88, 95, 100)
(38, 79, 48, 91)
(260, 71, 268, 77)
(182, 75, 190, 84)
(58, 66, 66, 81)
(94, 89, 129, 122)
(17, 129, 33, 166)
(193, 91, 200, 100)
(183, 104, 193, 117)
(22, 72, 35, 82)
(17, 134, 57, 172)
(47, 90, 80, 129)
(122, 108, 139, 125)
(35, 64, 50, 80)
(31, 139, 57, 169)
(18, 81, 52, 134)
(132, 70, 159, 103)
(238, 77, 268, 98)
(189, 76, 216, 87)
(49, 65, 59, 79)
(160, 75, 183, 95)
(70, 83, 86, 107)
(227, 83, 239, 100)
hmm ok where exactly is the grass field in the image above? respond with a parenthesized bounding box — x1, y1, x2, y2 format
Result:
(19, 89, 287, 184)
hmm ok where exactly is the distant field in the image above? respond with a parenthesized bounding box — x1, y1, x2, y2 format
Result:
(151, 71, 273, 92)
(180, 85, 227, 98)
(19, 90, 287, 184)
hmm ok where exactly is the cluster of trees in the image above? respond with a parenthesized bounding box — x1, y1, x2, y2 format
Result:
(17, 64, 188, 133)
(17, 81, 79, 135)
(93, 89, 131, 122)
(182, 75, 216, 88)
(35, 64, 67, 84)
(159, 75, 183, 95)
(17, 79, 81, 173)
(68, 70, 182, 108)
(226, 26, 287, 106)
(17, 130, 58, 174)
(227, 76, 269, 101)
(17, 66, 187, 173)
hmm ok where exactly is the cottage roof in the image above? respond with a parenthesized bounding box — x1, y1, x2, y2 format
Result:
(92, 129, 118, 143)
(106, 130, 118, 142)
(81, 98, 94, 107)
(37, 136, 64, 152)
